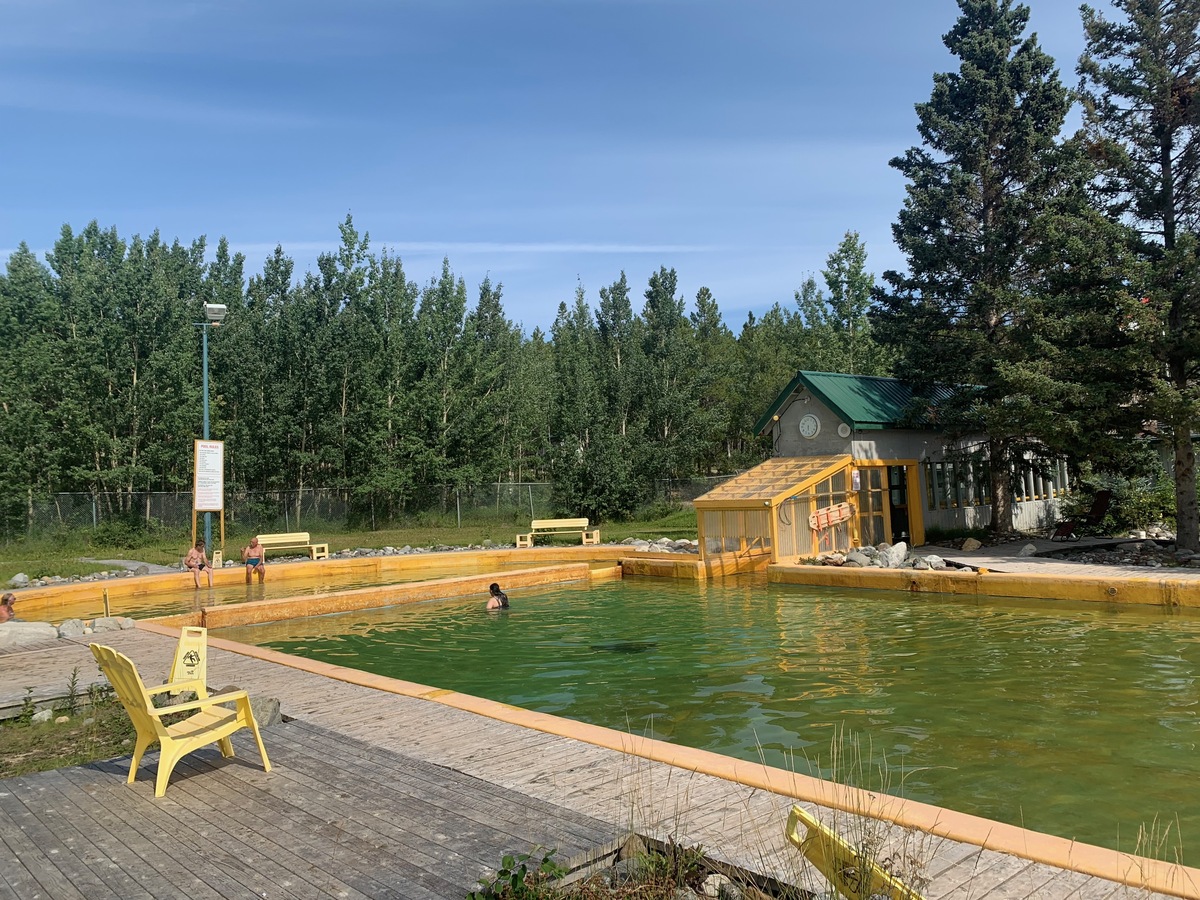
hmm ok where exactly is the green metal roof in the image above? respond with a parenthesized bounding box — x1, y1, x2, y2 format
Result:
(754, 371, 950, 435)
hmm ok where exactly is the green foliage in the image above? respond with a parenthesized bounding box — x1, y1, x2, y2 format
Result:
(0, 210, 919, 534)
(17, 688, 35, 726)
(467, 848, 564, 900)
(0, 683, 138, 779)
(54, 667, 81, 717)
(635, 838, 708, 891)
(922, 525, 989, 546)
(89, 514, 166, 551)
(797, 231, 893, 377)
(1072, 473, 1176, 534)
(1079, 0, 1200, 551)
(874, 0, 1146, 534)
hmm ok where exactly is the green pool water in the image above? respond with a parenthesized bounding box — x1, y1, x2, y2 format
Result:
(215, 577, 1200, 855)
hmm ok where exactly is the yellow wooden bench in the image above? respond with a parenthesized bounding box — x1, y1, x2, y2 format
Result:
(256, 531, 330, 560)
(91, 642, 272, 798)
(516, 517, 600, 548)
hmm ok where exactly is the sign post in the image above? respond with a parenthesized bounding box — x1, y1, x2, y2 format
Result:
(193, 440, 225, 553)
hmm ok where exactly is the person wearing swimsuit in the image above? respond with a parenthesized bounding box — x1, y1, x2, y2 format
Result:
(184, 540, 213, 588)
(242, 536, 266, 584)
(486, 582, 509, 610)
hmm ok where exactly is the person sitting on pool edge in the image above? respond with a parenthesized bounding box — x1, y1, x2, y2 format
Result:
(242, 536, 266, 584)
(184, 539, 214, 588)
(486, 583, 509, 610)
(0, 593, 15, 624)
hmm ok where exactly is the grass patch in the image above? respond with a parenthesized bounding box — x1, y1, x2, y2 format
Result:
(0, 686, 138, 779)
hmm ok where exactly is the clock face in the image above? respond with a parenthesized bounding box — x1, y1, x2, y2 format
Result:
(799, 413, 820, 439)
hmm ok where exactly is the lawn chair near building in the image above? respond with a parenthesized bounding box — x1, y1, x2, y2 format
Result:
(1050, 490, 1113, 542)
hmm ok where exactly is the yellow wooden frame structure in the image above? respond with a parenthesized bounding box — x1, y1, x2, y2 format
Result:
(694, 456, 925, 563)
(695, 456, 854, 562)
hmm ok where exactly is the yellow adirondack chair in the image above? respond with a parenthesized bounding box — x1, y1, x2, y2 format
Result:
(785, 805, 927, 900)
(90, 643, 272, 797)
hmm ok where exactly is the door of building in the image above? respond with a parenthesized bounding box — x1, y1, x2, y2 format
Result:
(888, 465, 910, 544)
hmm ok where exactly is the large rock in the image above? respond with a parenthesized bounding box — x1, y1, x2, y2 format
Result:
(923, 554, 947, 570)
(0, 620, 60, 650)
(845, 550, 872, 568)
(212, 686, 283, 727)
(881, 541, 908, 568)
(961, 538, 983, 551)
(8, 573, 29, 588)
(89, 616, 136, 633)
(57, 618, 87, 639)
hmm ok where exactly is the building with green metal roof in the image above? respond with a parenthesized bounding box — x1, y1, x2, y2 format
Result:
(694, 371, 1068, 564)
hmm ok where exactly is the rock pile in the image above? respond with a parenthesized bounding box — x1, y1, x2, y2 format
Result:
(8, 566, 152, 589)
(0, 615, 137, 652)
(1047, 539, 1200, 568)
(319, 537, 700, 560)
(816, 541, 952, 571)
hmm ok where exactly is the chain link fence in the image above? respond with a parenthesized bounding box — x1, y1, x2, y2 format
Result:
(7, 475, 739, 540)
(653, 474, 739, 503)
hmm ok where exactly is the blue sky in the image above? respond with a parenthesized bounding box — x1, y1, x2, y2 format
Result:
(1, 0, 1088, 333)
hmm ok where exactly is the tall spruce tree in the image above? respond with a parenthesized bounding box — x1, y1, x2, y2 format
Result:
(1079, 0, 1200, 551)
(875, 0, 1137, 533)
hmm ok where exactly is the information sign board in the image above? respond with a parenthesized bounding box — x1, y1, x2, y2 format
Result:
(193, 440, 225, 512)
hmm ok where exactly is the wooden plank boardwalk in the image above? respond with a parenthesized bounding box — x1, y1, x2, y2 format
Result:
(0, 631, 1184, 899)
(0, 722, 613, 899)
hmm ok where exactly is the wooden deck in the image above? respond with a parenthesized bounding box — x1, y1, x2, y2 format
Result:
(0, 722, 613, 900)
(0, 631, 1185, 899)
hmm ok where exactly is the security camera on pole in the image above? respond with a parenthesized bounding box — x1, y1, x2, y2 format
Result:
(193, 303, 227, 561)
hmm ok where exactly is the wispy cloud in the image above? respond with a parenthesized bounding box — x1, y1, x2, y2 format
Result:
(0, 78, 317, 129)
(233, 240, 724, 257)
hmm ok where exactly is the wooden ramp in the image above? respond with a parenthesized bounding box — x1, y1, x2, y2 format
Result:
(0, 630, 1191, 900)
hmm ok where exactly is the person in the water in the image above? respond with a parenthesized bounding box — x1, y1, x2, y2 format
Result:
(486, 582, 509, 610)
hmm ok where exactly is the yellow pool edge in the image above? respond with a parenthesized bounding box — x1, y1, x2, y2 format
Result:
(15, 546, 632, 622)
(135, 617, 1200, 899)
(770, 562, 1200, 607)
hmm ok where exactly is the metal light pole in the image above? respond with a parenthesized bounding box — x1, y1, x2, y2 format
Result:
(197, 303, 228, 551)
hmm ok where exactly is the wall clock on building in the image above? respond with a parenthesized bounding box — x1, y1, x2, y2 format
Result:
(798, 413, 821, 439)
